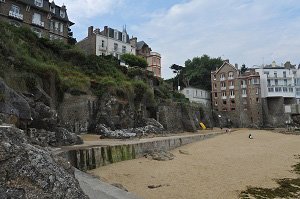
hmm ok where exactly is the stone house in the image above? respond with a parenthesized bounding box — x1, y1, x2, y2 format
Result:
(0, 0, 73, 42)
(136, 41, 162, 78)
(76, 26, 136, 59)
(211, 61, 262, 127)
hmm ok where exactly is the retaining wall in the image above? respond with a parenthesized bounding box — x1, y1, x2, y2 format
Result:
(60, 132, 225, 171)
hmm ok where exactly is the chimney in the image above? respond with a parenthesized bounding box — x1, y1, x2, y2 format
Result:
(235, 63, 238, 69)
(94, 28, 100, 34)
(88, 26, 93, 37)
(224, 59, 229, 63)
(130, 37, 137, 48)
(104, 26, 108, 36)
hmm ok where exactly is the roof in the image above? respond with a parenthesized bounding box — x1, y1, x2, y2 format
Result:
(214, 61, 238, 74)
(136, 41, 148, 50)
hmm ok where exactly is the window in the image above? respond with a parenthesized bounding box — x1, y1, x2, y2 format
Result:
(220, 73, 225, 80)
(215, 101, 218, 106)
(221, 82, 226, 87)
(11, 5, 20, 14)
(34, 0, 43, 7)
(101, 40, 104, 47)
(231, 99, 235, 104)
(228, 72, 234, 78)
(268, 87, 274, 92)
(49, 20, 54, 30)
(283, 87, 288, 92)
(264, 72, 269, 77)
(256, 98, 259, 103)
(222, 92, 226, 97)
(267, 79, 271, 86)
(274, 72, 277, 78)
(186, 90, 189, 95)
(223, 100, 227, 105)
(32, 13, 42, 25)
(214, 93, 217, 98)
(253, 78, 259, 84)
(275, 79, 278, 86)
(114, 43, 118, 51)
(114, 30, 118, 39)
(54, 21, 59, 31)
(241, 80, 246, 85)
(230, 90, 234, 96)
(296, 88, 300, 96)
(229, 81, 234, 86)
(275, 87, 282, 92)
(50, 6, 55, 13)
(60, 10, 65, 18)
(289, 88, 293, 92)
(122, 34, 126, 42)
(242, 89, 247, 95)
(60, 23, 63, 33)
(284, 79, 287, 86)
(122, 46, 126, 53)
(283, 71, 286, 78)
(214, 83, 217, 89)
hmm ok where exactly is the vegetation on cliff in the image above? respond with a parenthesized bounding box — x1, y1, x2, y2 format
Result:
(0, 21, 186, 105)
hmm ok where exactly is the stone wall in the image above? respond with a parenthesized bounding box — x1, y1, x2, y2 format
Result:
(58, 93, 97, 134)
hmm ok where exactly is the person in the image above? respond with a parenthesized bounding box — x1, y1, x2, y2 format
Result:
(248, 134, 253, 139)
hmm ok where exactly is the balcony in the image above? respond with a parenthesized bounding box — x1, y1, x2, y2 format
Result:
(230, 95, 235, 99)
(242, 94, 247, 97)
(32, 20, 44, 27)
(222, 96, 227, 100)
(228, 76, 234, 80)
(220, 77, 226, 81)
(9, 11, 23, 20)
(229, 85, 234, 89)
(221, 87, 226, 91)
(241, 85, 247, 88)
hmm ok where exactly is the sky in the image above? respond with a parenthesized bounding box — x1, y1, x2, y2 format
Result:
(55, 0, 300, 79)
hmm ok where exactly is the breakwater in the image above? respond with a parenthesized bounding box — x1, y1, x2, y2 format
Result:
(59, 132, 225, 171)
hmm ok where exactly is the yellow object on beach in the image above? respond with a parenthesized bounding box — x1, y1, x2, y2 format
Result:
(200, 122, 206, 130)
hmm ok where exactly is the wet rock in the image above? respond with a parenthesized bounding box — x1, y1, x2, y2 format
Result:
(0, 126, 88, 199)
(144, 149, 175, 161)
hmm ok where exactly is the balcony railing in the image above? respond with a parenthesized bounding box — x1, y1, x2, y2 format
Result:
(241, 85, 247, 88)
(222, 96, 227, 100)
(228, 76, 234, 80)
(229, 85, 234, 89)
(32, 20, 44, 27)
(242, 94, 247, 97)
(221, 87, 226, 90)
(230, 95, 235, 99)
(9, 11, 23, 20)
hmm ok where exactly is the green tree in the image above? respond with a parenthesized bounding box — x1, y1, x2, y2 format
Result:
(240, 64, 247, 74)
(121, 53, 148, 68)
(181, 55, 223, 90)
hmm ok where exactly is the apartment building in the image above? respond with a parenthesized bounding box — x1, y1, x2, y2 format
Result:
(77, 26, 136, 59)
(0, 0, 73, 42)
(136, 41, 162, 77)
(211, 61, 262, 127)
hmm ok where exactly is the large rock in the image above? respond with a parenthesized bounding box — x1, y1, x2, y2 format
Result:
(0, 126, 88, 199)
(0, 78, 31, 120)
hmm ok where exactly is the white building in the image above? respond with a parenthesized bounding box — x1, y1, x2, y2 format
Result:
(255, 62, 300, 103)
(77, 26, 136, 59)
(180, 87, 211, 107)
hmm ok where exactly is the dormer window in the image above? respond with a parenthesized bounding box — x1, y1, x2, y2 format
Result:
(50, 6, 55, 14)
(34, 0, 43, 7)
(114, 30, 118, 39)
(60, 10, 65, 18)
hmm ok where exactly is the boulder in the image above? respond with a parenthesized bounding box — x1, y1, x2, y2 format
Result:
(0, 126, 88, 198)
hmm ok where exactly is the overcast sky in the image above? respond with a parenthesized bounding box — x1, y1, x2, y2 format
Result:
(55, 0, 300, 79)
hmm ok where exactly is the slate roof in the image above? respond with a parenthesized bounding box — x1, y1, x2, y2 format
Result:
(136, 41, 148, 50)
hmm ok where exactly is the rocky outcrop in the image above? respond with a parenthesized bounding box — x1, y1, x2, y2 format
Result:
(0, 78, 31, 121)
(0, 126, 88, 199)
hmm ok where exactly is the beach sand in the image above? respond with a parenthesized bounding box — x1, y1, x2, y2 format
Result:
(89, 129, 300, 199)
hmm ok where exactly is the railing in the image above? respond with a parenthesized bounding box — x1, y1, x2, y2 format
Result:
(228, 76, 234, 80)
(241, 85, 247, 88)
(242, 94, 247, 97)
(221, 96, 227, 100)
(221, 87, 226, 90)
(9, 11, 23, 20)
(32, 20, 44, 27)
(230, 95, 235, 99)
(229, 85, 234, 89)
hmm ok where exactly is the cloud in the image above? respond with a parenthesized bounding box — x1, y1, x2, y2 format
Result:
(131, 0, 300, 79)
(54, 0, 123, 23)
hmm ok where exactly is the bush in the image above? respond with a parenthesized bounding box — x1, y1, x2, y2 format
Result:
(121, 53, 148, 68)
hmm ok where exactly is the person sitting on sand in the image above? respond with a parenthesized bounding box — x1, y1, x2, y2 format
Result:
(248, 134, 253, 139)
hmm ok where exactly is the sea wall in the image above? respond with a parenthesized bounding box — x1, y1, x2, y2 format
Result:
(60, 132, 224, 171)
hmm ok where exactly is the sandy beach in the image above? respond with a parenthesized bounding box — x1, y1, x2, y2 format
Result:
(89, 129, 300, 199)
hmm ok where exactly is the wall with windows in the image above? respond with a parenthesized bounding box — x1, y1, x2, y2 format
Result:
(181, 87, 210, 107)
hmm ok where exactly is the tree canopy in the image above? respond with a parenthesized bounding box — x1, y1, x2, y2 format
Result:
(121, 53, 148, 68)
(180, 55, 223, 90)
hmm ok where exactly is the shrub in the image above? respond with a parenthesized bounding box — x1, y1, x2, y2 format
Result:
(121, 53, 148, 68)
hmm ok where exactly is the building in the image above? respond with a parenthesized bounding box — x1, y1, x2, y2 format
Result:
(211, 61, 262, 127)
(136, 41, 161, 77)
(180, 87, 210, 107)
(0, 0, 73, 42)
(76, 26, 136, 59)
(254, 61, 300, 127)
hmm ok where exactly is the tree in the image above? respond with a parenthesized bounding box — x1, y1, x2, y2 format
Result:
(121, 53, 148, 68)
(181, 55, 223, 90)
(170, 64, 184, 90)
(241, 64, 247, 74)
